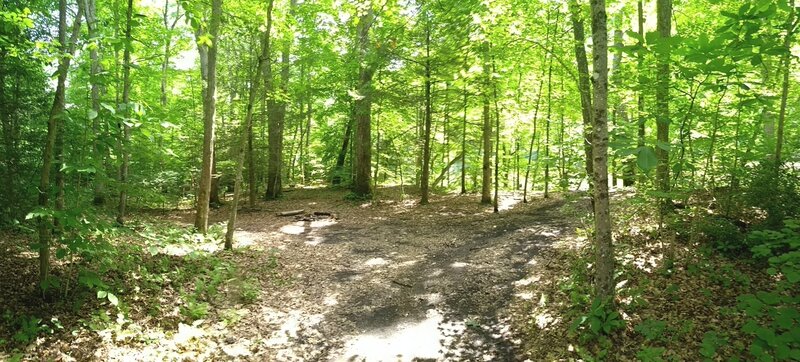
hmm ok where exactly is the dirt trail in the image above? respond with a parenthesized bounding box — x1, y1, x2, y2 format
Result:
(220, 189, 580, 361)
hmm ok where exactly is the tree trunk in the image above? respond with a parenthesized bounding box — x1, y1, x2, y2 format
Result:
(38, 0, 83, 288)
(244, 0, 273, 208)
(568, 0, 594, 198)
(420, 11, 433, 205)
(193, 0, 222, 233)
(492, 61, 501, 213)
(116, 0, 134, 225)
(775, 0, 796, 164)
(353, 8, 374, 197)
(84, 0, 106, 206)
(636, 0, 646, 185)
(480, 43, 492, 205)
(460, 57, 469, 195)
(266, 0, 295, 199)
(589, 0, 614, 302)
(544, 43, 553, 199)
(655, 0, 672, 217)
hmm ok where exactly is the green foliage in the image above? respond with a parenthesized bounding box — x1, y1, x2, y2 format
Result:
(696, 216, 746, 254)
(743, 162, 800, 227)
(636, 346, 666, 362)
(700, 331, 728, 359)
(571, 298, 625, 339)
(635, 319, 667, 342)
(737, 219, 800, 361)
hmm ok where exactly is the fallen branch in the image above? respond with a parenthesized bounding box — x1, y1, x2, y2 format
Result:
(276, 209, 305, 217)
(391, 279, 413, 288)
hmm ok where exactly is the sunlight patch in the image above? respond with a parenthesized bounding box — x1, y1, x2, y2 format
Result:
(498, 197, 523, 211)
(335, 309, 465, 362)
(280, 223, 306, 235)
(450, 262, 469, 268)
(513, 275, 540, 287)
(364, 257, 389, 267)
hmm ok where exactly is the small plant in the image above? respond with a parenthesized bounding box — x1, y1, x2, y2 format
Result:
(180, 297, 210, 321)
(239, 279, 259, 304)
(12, 315, 49, 343)
(635, 319, 667, 342)
(571, 298, 624, 340)
(700, 331, 727, 359)
(636, 346, 666, 362)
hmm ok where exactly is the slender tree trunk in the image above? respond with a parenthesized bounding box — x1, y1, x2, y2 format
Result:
(568, 0, 594, 197)
(636, 0, 646, 185)
(193, 0, 222, 233)
(655, 0, 672, 217)
(544, 45, 553, 199)
(38, 0, 83, 288)
(460, 58, 468, 195)
(353, 8, 374, 197)
(116, 0, 134, 225)
(266, 0, 295, 199)
(589, 0, 614, 302)
(84, 0, 106, 206)
(480, 42, 492, 204)
(775, 0, 796, 164)
(492, 61, 501, 213)
(420, 11, 433, 205)
(522, 79, 544, 203)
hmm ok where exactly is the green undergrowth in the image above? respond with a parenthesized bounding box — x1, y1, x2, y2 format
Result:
(0, 215, 283, 359)
(516, 180, 799, 361)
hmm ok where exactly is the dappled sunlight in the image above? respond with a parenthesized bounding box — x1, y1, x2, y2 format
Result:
(335, 308, 465, 362)
(450, 261, 469, 268)
(364, 257, 390, 267)
(280, 223, 306, 235)
(231, 230, 262, 248)
(498, 196, 523, 211)
(621, 252, 664, 273)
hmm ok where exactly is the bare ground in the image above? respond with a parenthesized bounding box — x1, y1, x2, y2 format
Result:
(1, 188, 585, 361)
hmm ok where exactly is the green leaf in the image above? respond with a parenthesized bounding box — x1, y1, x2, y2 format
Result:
(637, 146, 658, 173)
(97, 290, 107, 299)
(107, 293, 119, 306)
(88, 109, 98, 120)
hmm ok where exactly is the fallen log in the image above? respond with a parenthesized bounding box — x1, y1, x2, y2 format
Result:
(276, 209, 305, 217)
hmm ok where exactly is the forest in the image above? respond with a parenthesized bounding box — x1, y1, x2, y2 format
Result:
(1, 0, 799, 360)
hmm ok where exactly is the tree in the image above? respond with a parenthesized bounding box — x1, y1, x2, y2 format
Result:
(480, 42, 492, 204)
(194, 0, 222, 233)
(420, 5, 433, 205)
(655, 0, 672, 217)
(352, 6, 375, 198)
(37, 0, 83, 288)
(589, 0, 614, 302)
(116, 0, 134, 225)
(568, 0, 594, 197)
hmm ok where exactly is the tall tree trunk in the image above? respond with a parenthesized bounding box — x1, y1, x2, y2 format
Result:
(353, 8, 374, 197)
(480, 42, 492, 204)
(420, 10, 433, 205)
(460, 56, 469, 195)
(775, 0, 796, 164)
(543, 43, 553, 199)
(492, 61, 501, 213)
(116, 0, 134, 225)
(84, 0, 106, 206)
(266, 0, 295, 199)
(245, 0, 273, 207)
(193, 0, 222, 233)
(636, 0, 646, 185)
(522, 79, 544, 203)
(38, 0, 83, 288)
(568, 0, 594, 199)
(589, 0, 613, 302)
(655, 0, 672, 217)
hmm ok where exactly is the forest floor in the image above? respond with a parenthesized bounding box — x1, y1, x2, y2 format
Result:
(0, 187, 588, 361)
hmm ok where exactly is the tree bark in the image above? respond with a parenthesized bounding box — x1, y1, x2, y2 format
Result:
(420, 10, 433, 205)
(38, 0, 83, 288)
(655, 0, 672, 216)
(589, 0, 614, 302)
(83, 0, 106, 206)
(480, 42, 492, 205)
(775, 0, 796, 164)
(352, 8, 374, 197)
(568, 0, 594, 199)
(266, 0, 295, 199)
(636, 0, 646, 185)
(193, 0, 222, 233)
(116, 0, 134, 225)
